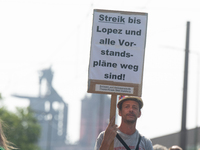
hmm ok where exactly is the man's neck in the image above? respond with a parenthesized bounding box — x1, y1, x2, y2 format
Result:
(118, 122, 136, 135)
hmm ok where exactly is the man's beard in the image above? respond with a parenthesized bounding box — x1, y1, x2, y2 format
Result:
(124, 113, 137, 124)
(125, 119, 136, 124)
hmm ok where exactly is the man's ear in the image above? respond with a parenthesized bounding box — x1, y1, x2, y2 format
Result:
(138, 110, 141, 118)
(118, 109, 122, 117)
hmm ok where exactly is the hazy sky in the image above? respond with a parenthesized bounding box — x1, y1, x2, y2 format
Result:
(0, 0, 200, 143)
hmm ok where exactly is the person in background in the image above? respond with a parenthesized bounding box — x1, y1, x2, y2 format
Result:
(94, 95, 153, 150)
(0, 119, 16, 150)
(168, 145, 183, 150)
(153, 144, 168, 150)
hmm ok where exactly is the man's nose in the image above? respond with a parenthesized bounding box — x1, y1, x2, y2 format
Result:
(129, 107, 134, 112)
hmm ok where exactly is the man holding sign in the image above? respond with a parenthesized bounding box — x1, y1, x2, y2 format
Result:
(94, 96, 153, 150)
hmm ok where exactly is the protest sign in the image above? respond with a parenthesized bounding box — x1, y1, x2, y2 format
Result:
(88, 9, 148, 96)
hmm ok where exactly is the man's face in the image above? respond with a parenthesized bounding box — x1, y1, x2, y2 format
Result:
(119, 100, 141, 124)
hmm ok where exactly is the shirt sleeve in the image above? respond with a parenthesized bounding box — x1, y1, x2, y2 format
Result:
(142, 136, 153, 150)
(94, 131, 104, 150)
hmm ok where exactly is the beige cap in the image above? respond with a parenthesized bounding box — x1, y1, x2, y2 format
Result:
(117, 96, 143, 109)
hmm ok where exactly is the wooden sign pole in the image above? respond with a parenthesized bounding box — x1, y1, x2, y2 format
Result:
(109, 94, 117, 150)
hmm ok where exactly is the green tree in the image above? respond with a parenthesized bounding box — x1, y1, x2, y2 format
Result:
(0, 107, 41, 150)
(0, 93, 2, 100)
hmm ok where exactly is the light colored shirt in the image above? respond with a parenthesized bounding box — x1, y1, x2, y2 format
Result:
(94, 129, 153, 150)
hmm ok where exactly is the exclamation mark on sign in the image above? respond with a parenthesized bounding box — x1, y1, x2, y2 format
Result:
(123, 74, 125, 80)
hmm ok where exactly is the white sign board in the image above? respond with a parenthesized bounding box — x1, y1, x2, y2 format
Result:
(88, 9, 148, 96)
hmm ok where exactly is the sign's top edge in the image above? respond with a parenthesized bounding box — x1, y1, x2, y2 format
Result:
(94, 9, 148, 16)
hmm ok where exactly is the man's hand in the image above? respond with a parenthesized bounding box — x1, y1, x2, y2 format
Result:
(99, 116, 118, 150)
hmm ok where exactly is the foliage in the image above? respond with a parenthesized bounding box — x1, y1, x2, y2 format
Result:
(0, 107, 41, 150)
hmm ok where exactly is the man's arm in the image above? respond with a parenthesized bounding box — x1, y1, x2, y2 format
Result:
(99, 116, 118, 150)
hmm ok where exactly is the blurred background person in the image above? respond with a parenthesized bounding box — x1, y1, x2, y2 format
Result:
(0, 119, 16, 150)
(153, 144, 168, 150)
(169, 145, 182, 150)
